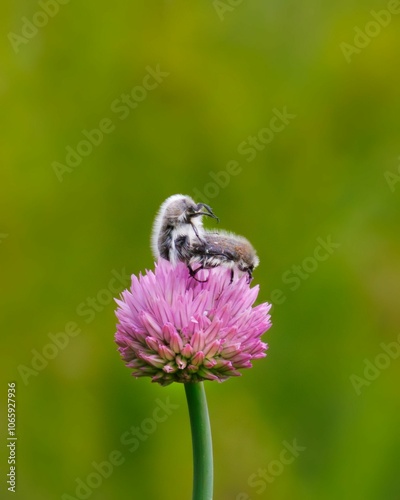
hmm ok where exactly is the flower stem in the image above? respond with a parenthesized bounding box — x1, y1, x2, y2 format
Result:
(184, 382, 214, 500)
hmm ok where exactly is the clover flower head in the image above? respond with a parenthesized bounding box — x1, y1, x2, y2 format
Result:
(114, 260, 272, 386)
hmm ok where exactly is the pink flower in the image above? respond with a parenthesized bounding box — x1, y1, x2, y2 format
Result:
(114, 260, 272, 386)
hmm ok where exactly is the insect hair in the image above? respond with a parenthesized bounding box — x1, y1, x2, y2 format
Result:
(151, 194, 218, 265)
(187, 229, 259, 282)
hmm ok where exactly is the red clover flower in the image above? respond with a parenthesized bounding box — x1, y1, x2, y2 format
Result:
(115, 259, 272, 386)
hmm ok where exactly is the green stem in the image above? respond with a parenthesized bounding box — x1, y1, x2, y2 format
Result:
(184, 382, 214, 500)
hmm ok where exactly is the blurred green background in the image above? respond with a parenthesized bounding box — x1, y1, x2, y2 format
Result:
(1, 1, 400, 499)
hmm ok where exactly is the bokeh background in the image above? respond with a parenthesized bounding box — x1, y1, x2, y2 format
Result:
(1, 1, 400, 499)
